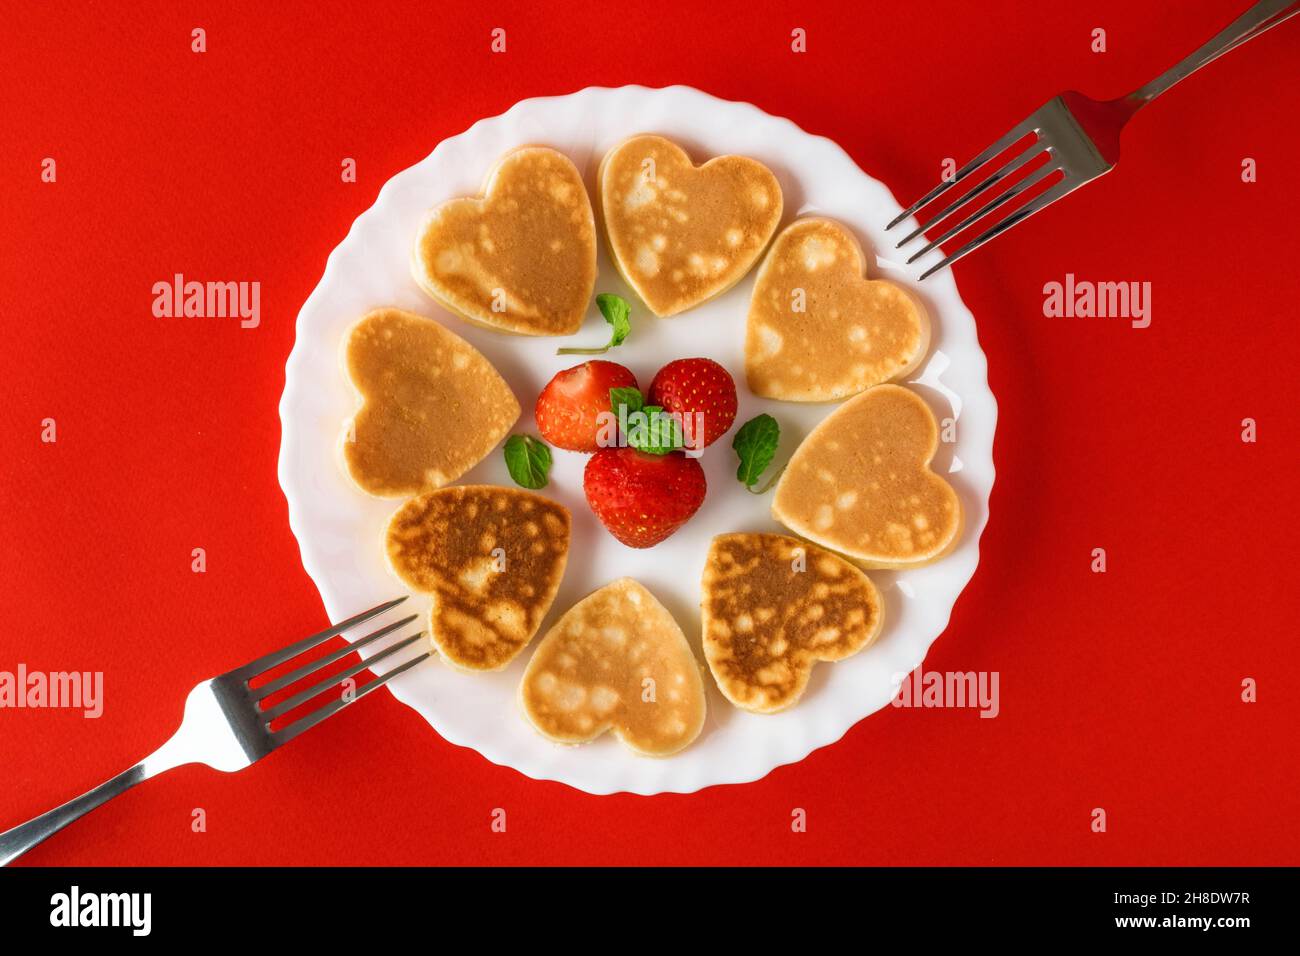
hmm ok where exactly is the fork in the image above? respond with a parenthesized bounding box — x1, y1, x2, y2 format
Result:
(889, 0, 1300, 280)
(0, 596, 426, 865)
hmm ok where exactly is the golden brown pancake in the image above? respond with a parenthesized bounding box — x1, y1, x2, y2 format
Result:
(746, 218, 929, 402)
(773, 384, 961, 568)
(519, 578, 706, 757)
(412, 146, 597, 336)
(341, 308, 519, 498)
(702, 533, 884, 713)
(598, 134, 782, 317)
(386, 486, 570, 671)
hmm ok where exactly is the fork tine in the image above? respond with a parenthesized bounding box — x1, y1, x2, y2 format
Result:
(894, 144, 1048, 248)
(918, 178, 1076, 281)
(226, 596, 408, 683)
(251, 612, 420, 701)
(885, 117, 1039, 230)
(272, 647, 432, 745)
(260, 631, 426, 722)
(906, 159, 1063, 264)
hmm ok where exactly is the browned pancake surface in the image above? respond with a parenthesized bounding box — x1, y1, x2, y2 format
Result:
(520, 578, 706, 757)
(386, 486, 570, 671)
(773, 384, 961, 568)
(746, 218, 928, 401)
(702, 533, 883, 713)
(599, 135, 782, 317)
(342, 308, 519, 498)
(413, 146, 596, 336)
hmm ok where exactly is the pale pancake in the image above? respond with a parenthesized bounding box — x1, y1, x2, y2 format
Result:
(702, 533, 883, 713)
(341, 308, 519, 498)
(598, 134, 782, 317)
(412, 146, 597, 336)
(772, 384, 961, 569)
(519, 578, 706, 757)
(386, 486, 570, 671)
(746, 218, 929, 401)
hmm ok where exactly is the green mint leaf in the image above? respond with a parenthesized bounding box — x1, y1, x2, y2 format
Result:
(503, 434, 552, 489)
(609, 386, 644, 416)
(556, 293, 632, 355)
(733, 414, 780, 488)
(628, 406, 685, 456)
(596, 293, 631, 347)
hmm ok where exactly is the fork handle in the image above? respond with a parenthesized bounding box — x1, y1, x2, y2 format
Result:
(0, 764, 148, 866)
(1128, 0, 1300, 106)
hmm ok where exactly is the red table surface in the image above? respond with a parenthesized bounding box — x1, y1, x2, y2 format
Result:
(2, 0, 1297, 867)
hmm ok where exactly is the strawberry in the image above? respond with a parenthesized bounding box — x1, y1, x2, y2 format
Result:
(583, 447, 707, 548)
(647, 357, 737, 449)
(534, 360, 637, 452)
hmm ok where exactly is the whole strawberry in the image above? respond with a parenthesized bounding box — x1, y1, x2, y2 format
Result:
(647, 357, 737, 450)
(535, 360, 637, 452)
(583, 447, 707, 548)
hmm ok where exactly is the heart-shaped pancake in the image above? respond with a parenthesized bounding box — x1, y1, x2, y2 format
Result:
(599, 134, 782, 317)
(746, 218, 929, 402)
(773, 384, 961, 568)
(702, 533, 883, 713)
(386, 485, 570, 671)
(412, 146, 597, 336)
(519, 578, 706, 757)
(341, 308, 519, 498)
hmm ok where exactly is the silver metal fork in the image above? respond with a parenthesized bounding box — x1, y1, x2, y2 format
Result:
(889, 0, 1300, 279)
(0, 597, 426, 865)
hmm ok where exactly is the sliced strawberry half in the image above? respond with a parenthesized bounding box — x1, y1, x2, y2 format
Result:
(534, 360, 637, 453)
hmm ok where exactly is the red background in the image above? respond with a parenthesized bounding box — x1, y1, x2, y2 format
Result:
(2, 0, 1297, 866)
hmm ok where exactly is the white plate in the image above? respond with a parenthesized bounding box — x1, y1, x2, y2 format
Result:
(278, 85, 996, 795)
